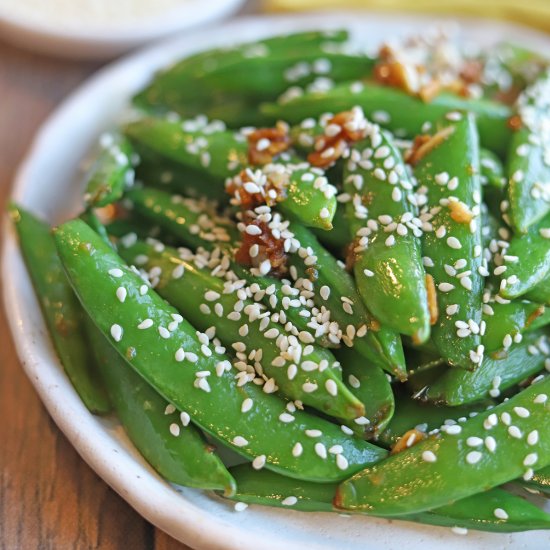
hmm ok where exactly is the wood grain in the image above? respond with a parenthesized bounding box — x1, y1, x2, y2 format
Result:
(0, 39, 189, 550)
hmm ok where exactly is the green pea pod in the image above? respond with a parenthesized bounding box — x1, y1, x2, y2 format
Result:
(85, 317, 236, 494)
(498, 212, 550, 299)
(117, 239, 364, 421)
(133, 30, 353, 113)
(378, 393, 494, 448)
(417, 330, 550, 406)
(84, 134, 135, 208)
(482, 299, 550, 354)
(54, 219, 387, 482)
(126, 187, 240, 249)
(288, 223, 407, 379)
(9, 204, 110, 414)
(336, 347, 395, 439)
(124, 117, 248, 185)
(336, 376, 550, 515)
(414, 113, 483, 369)
(525, 275, 550, 305)
(262, 82, 512, 155)
(519, 465, 550, 496)
(226, 464, 550, 532)
(507, 71, 550, 232)
(343, 131, 430, 343)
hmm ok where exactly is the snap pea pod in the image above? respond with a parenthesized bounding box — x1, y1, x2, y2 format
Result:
(85, 317, 236, 493)
(124, 117, 248, 186)
(117, 239, 364, 421)
(414, 114, 483, 369)
(498, 212, 550, 299)
(55, 219, 387, 482)
(335, 347, 395, 439)
(261, 82, 512, 155)
(9, 204, 110, 413)
(506, 71, 550, 233)
(377, 392, 494, 448)
(226, 464, 550, 532)
(525, 275, 550, 305)
(416, 330, 550, 406)
(343, 131, 430, 343)
(287, 223, 407, 379)
(519, 465, 550, 496)
(482, 299, 550, 355)
(336, 375, 550, 515)
(83, 134, 135, 208)
(133, 30, 352, 113)
(126, 187, 240, 250)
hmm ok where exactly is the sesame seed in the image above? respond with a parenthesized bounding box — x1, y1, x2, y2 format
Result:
(108, 268, 123, 278)
(447, 236, 462, 250)
(325, 379, 338, 396)
(422, 451, 437, 463)
(315, 443, 327, 459)
(175, 348, 185, 362)
(534, 394, 548, 404)
(204, 290, 221, 301)
(348, 375, 360, 389)
(466, 451, 482, 464)
(186, 352, 198, 363)
(110, 324, 123, 342)
(336, 454, 349, 470)
(452, 527, 468, 535)
(514, 406, 530, 418)
(527, 430, 539, 445)
(252, 455, 266, 470)
(232, 436, 248, 447)
(292, 442, 303, 457)
(158, 326, 170, 339)
(164, 404, 176, 415)
(279, 413, 295, 423)
(241, 398, 253, 413)
(494, 508, 509, 520)
(234, 502, 248, 512)
(169, 423, 180, 437)
(524, 453, 538, 466)
(485, 436, 497, 453)
(438, 283, 455, 293)
(282, 496, 298, 506)
(305, 429, 322, 438)
(320, 286, 331, 300)
(466, 437, 483, 447)
(508, 426, 522, 439)
(138, 319, 153, 330)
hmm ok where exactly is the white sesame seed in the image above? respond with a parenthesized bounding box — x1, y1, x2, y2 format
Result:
(336, 454, 349, 470)
(138, 318, 153, 330)
(514, 406, 530, 418)
(233, 436, 248, 447)
(422, 451, 437, 463)
(485, 436, 497, 453)
(292, 442, 303, 457)
(164, 404, 176, 415)
(527, 430, 539, 445)
(315, 443, 327, 459)
(452, 527, 468, 535)
(279, 412, 296, 423)
(508, 426, 522, 439)
(494, 508, 509, 520)
(439, 283, 455, 293)
(108, 268, 123, 278)
(234, 502, 248, 512)
(325, 379, 338, 396)
(169, 423, 180, 437)
(241, 398, 253, 413)
(110, 324, 123, 342)
(447, 236, 462, 250)
(158, 326, 170, 339)
(534, 394, 548, 404)
(466, 451, 482, 464)
(175, 348, 185, 362)
(252, 455, 266, 470)
(282, 496, 298, 506)
(467, 437, 483, 447)
(524, 453, 538, 466)
(204, 290, 221, 301)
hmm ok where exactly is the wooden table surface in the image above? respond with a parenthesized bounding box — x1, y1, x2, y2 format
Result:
(0, 6, 249, 544)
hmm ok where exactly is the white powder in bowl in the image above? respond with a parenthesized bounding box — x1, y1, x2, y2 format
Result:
(0, 0, 190, 28)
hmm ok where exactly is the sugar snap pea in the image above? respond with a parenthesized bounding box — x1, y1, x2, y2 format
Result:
(84, 133, 135, 208)
(117, 238, 364, 421)
(336, 376, 550, 515)
(9, 204, 110, 413)
(506, 71, 550, 232)
(287, 223, 407, 379)
(498, 212, 550, 299)
(414, 113, 483, 369)
(377, 393, 494, 448)
(55, 219, 387, 482)
(416, 330, 550, 406)
(262, 82, 512, 155)
(343, 128, 430, 343)
(85, 317, 236, 493)
(226, 464, 550, 532)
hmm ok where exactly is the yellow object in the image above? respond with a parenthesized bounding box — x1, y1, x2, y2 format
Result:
(266, 0, 550, 34)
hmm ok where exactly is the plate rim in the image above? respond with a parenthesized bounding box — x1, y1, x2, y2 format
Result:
(4, 11, 550, 550)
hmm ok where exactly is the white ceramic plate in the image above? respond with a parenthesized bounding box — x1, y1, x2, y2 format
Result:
(0, 0, 244, 59)
(4, 12, 550, 550)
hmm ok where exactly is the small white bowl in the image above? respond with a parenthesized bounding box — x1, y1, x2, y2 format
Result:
(0, 0, 245, 59)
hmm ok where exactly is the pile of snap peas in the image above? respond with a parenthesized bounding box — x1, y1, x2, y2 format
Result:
(10, 29, 550, 535)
